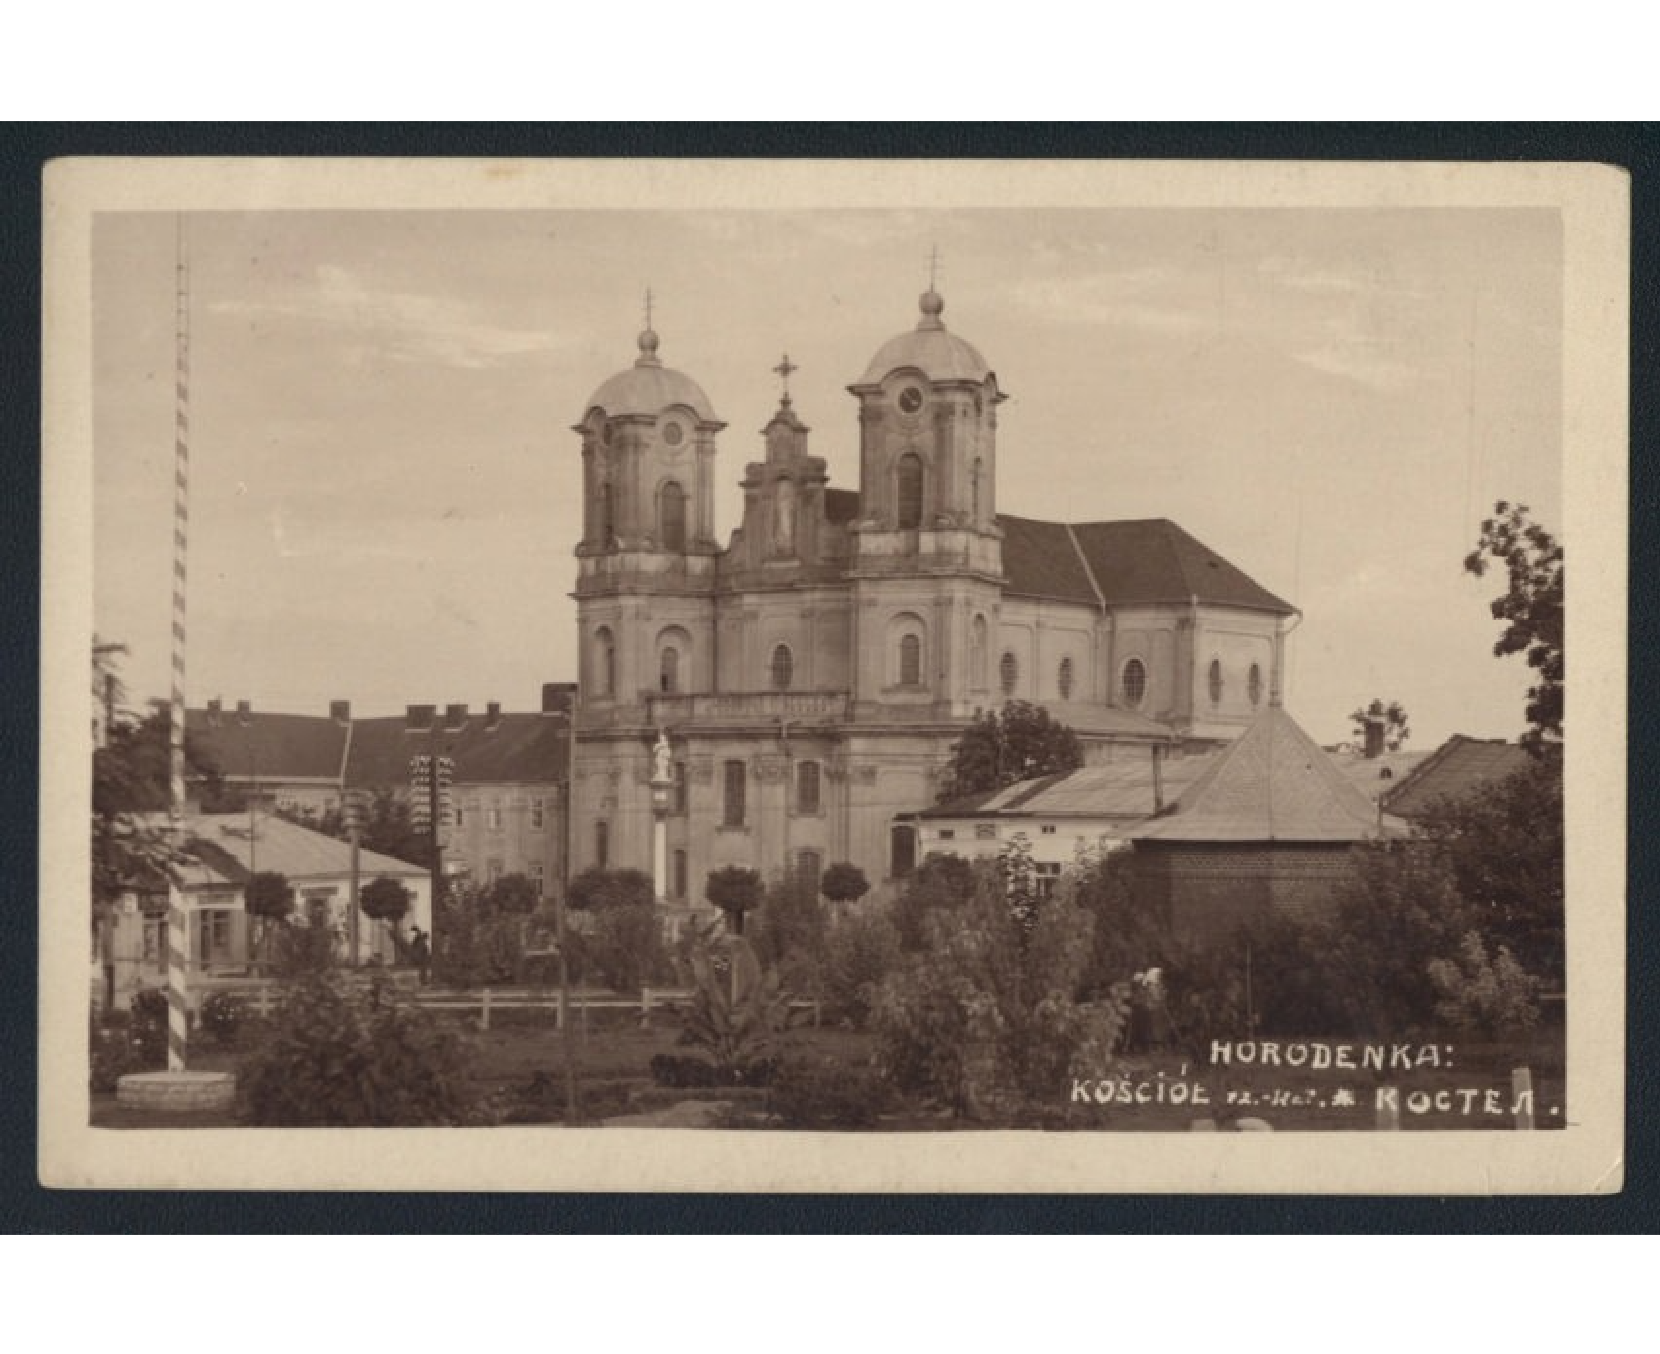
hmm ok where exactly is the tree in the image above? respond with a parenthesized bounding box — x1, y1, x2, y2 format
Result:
(278, 787, 435, 870)
(892, 852, 979, 952)
(359, 876, 412, 949)
(704, 865, 764, 935)
(566, 866, 655, 912)
(1349, 697, 1410, 752)
(245, 870, 295, 967)
(820, 861, 871, 908)
(937, 700, 1083, 802)
(1464, 500, 1564, 745)
(482, 872, 540, 915)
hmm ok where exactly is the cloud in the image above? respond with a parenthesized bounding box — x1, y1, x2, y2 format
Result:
(997, 266, 1209, 334)
(210, 264, 576, 370)
(1292, 339, 1415, 392)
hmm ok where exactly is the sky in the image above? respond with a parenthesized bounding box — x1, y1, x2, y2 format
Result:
(91, 202, 1562, 750)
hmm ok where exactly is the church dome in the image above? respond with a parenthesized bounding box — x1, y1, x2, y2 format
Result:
(584, 328, 719, 423)
(854, 289, 993, 386)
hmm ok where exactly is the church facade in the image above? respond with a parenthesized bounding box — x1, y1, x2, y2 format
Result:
(568, 287, 1295, 908)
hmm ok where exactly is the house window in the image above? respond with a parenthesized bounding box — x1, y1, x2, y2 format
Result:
(198, 908, 234, 965)
(454, 802, 465, 828)
(896, 452, 924, 529)
(595, 626, 616, 697)
(531, 798, 545, 829)
(899, 633, 922, 687)
(974, 823, 997, 840)
(938, 828, 956, 841)
(1121, 658, 1148, 708)
(1058, 656, 1075, 700)
(659, 481, 687, 552)
(1041, 824, 1057, 835)
(528, 861, 545, 898)
(796, 849, 822, 893)
(796, 759, 821, 814)
(142, 912, 166, 963)
(1034, 862, 1062, 901)
(672, 761, 688, 815)
(1208, 659, 1224, 706)
(595, 820, 610, 869)
(660, 645, 680, 694)
(487, 859, 504, 884)
(723, 760, 746, 828)
(1248, 662, 1264, 707)
(771, 644, 794, 691)
(1000, 651, 1018, 696)
(672, 849, 688, 900)
(890, 824, 917, 879)
(488, 802, 503, 832)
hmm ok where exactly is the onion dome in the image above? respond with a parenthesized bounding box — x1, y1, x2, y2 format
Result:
(583, 327, 719, 423)
(854, 288, 993, 387)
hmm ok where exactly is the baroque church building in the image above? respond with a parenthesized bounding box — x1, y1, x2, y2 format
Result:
(569, 287, 1295, 908)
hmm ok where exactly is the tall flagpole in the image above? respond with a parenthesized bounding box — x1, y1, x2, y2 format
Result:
(166, 214, 192, 1071)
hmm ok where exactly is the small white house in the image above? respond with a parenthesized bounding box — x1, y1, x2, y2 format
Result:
(99, 812, 432, 1006)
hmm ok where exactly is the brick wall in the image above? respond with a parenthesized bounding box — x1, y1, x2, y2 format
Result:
(1133, 841, 1358, 944)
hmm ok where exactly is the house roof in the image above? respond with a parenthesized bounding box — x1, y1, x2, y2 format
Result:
(1132, 705, 1389, 843)
(922, 749, 1222, 821)
(165, 812, 429, 887)
(1379, 735, 1533, 819)
(999, 515, 1295, 614)
(1329, 748, 1433, 803)
(344, 712, 569, 788)
(187, 710, 349, 782)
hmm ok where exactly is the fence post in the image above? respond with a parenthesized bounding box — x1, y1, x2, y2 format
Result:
(256, 984, 272, 1019)
(480, 986, 492, 1032)
(1511, 1066, 1535, 1130)
(640, 986, 653, 1029)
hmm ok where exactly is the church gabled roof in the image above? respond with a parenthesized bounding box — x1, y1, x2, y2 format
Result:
(1132, 705, 1387, 843)
(1000, 515, 1294, 614)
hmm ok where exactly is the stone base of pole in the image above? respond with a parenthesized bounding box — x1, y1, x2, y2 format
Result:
(116, 1070, 236, 1114)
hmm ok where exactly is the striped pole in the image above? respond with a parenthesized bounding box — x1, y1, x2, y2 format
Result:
(166, 216, 192, 1071)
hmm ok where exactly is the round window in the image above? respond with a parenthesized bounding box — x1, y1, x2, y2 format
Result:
(662, 421, 684, 447)
(898, 385, 924, 414)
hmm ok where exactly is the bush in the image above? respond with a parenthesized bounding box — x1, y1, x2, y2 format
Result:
(819, 905, 902, 1029)
(704, 865, 764, 935)
(874, 857, 1129, 1119)
(1428, 931, 1544, 1037)
(129, 987, 170, 1065)
(239, 972, 488, 1125)
(89, 1010, 156, 1092)
(199, 991, 245, 1047)
(583, 901, 673, 993)
(651, 1052, 777, 1088)
(768, 1056, 892, 1129)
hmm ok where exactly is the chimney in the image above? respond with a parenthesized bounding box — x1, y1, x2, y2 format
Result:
(206, 697, 222, 726)
(330, 699, 351, 726)
(444, 703, 469, 732)
(485, 701, 502, 730)
(406, 703, 436, 732)
(236, 699, 252, 725)
(541, 681, 577, 717)
(1363, 717, 1385, 760)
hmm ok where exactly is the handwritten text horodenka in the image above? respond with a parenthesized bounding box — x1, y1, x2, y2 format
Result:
(1208, 1041, 1454, 1071)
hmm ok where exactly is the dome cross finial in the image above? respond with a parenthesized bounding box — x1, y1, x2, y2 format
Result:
(773, 352, 798, 404)
(928, 244, 940, 293)
(644, 285, 654, 331)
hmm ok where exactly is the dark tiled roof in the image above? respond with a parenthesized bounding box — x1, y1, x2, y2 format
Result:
(1379, 735, 1532, 820)
(996, 515, 1099, 603)
(922, 751, 1221, 820)
(1133, 706, 1385, 843)
(824, 488, 861, 524)
(1066, 518, 1294, 613)
(186, 710, 348, 782)
(345, 713, 569, 788)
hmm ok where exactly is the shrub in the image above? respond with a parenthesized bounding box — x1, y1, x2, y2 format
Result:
(584, 901, 673, 993)
(704, 865, 764, 935)
(820, 862, 871, 908)
(89, 1011, 156, 1092)
(129, 987, 170, 1065)
(677, 925, 794, 1083)
(893, 853, 979, 952)
(769, 1056, 892, 1129)
(873, 864, 1129, 1119)
(239, 972, 487, 1126)
(819, 905, 902, 1029)
(1428, 931, 1544, 1037)
(749, 876, 828, 997)
(199, 990, 245, 1047)
(567, 866, 655, 913)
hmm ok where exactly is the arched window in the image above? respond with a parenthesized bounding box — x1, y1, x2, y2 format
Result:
(659, 481, 686, 552)
(1058, 656, 1075, 700)
(1248, 662, 1264, 707)
(890, 824, 917, 880)
(594, 820, 610, 869)
(1121, 658, 1148, 709)
(1208, 658, 1224, 706)
(896, 452, 924, 529)
(722, 760, 746, 828)
(970, 615, 989, 689)
(899, 633, 922, 687)
(771, 643, 795, 691)
(659, 645, 680, 694)
(796, 760, 821, 814)
(595, 627, 616, 697)
(1000, 651, 1019, 696)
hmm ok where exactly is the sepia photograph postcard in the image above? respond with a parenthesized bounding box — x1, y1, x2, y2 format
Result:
(37, 155, 1628, 1194)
